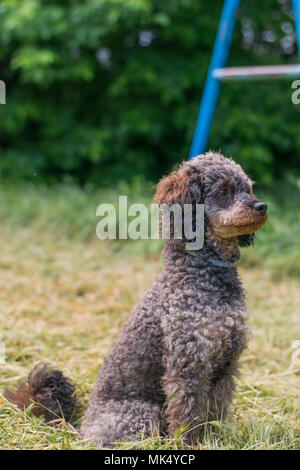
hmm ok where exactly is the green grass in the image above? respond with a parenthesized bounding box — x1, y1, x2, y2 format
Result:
(0, 181, 300, 450)
(0, 178, 300, 270)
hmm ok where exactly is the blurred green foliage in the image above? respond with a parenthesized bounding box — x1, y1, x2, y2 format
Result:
(0, 0, 299, 184)
(0, 178, 300, 277)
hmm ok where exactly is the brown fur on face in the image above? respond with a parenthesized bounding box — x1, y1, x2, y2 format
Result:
(154, 170, 192, 206)
(209, 201, 268, 238)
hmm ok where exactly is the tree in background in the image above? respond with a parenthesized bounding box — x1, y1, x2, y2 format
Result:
(0, 0, 299, 184)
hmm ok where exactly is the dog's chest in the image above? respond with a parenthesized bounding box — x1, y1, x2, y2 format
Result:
(185, 268, 247, 318)
(162, 269, 249, 357)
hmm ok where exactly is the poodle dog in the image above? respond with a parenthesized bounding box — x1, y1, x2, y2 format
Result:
(6, 152, 268, 447)
(80, 151, 267, 446)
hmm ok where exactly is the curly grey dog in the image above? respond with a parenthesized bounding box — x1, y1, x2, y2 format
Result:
(6, 152, 268, 446)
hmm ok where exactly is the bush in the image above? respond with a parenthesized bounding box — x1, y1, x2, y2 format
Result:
(0, 0, 299, 184)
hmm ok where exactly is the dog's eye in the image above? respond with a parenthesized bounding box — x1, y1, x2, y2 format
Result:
(217, 188, 227, 198)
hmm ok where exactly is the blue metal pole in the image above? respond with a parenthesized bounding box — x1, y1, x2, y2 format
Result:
(292, 0, 300, 59)
(189, 0, 241, 159)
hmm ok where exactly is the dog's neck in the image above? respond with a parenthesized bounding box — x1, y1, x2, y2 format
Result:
(204, 225, 240, 262)
(163, 230, 240, 267)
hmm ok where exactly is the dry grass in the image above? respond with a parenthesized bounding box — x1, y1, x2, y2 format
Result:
(0, 183, 300, 449)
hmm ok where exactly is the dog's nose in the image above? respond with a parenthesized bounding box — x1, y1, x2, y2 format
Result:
(253, 201, 267, 216)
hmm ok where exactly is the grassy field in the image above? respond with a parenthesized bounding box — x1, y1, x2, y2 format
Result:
(0, 181, 300, 450)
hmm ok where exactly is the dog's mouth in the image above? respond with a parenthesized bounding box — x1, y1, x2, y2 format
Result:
(209, 206, 268, 238)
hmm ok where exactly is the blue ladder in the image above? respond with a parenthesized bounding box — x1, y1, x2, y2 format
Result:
(189, 0, 300, 159)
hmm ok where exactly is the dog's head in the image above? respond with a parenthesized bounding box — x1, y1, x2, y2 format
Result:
(154, 152, 268, 248)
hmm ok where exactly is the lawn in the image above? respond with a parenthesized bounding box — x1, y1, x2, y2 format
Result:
(0, 181, 300, 450)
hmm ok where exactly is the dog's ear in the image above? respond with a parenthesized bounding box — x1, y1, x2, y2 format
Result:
(238, 233, 255, 247)
(154, 168, 203, 206)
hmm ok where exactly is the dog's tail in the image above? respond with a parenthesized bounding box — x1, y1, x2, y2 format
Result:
(4, 362, 78, 424)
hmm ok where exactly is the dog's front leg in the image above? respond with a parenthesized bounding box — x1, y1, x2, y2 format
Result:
(161, 331, 212, 444)
(162, 376, 210, 443)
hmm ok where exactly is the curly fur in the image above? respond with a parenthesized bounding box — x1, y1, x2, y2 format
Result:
(80, 152, 268, 447)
